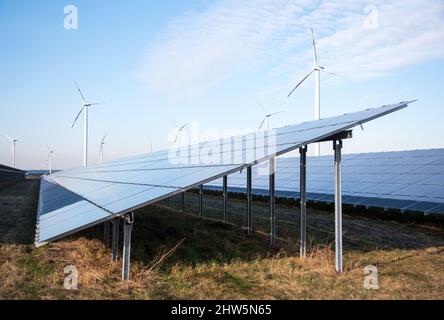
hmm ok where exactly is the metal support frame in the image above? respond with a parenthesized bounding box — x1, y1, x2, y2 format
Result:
(111, 218, 120, 262)
(103, 220, 110, 248)
(247, 166, 253, 236)
(317, 130, 352, 142)
(269, 158, 276, 247)
(199, 185, 203, 218)
(181, 192, 185, 214)
(299, 145, 307, 258)
(122, 212, 134, 281)
(223, 175, 228, 222)
(334, 140, 343, 273)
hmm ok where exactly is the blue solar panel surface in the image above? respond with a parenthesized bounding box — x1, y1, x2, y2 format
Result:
(35, 101, 412, 245)
(205, 148, 444, 214)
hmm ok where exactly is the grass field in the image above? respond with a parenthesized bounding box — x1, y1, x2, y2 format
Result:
(0, 180, 443, 299)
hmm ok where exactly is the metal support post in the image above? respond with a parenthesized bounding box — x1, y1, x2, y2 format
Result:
(103, 220, 110, 248)
(181, 192, 185, 214)
(199, 185, 203, 218)
(223, 175, 228, 222)
(111, 218, 119, 262)
(300, 145, 307, 258)
(334, 140, 343, 273)
(269, 158, 276, 247)
(247, 166, 252, 236)
(122, 213, 134, 281)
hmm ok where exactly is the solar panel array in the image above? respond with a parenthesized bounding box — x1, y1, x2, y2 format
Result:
(35, 101, 412, 245)
(0, 164, 25, 181)
(205, 149, 444, 214)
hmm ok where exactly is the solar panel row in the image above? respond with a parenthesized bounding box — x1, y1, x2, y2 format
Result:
(205, 148, 444, 214)
(35, 176, 112, 246)
(35, 101, 412, 245)
(0, 164, 25, 181)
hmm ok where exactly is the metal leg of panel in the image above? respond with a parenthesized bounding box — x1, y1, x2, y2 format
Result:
(121, 213, 134, 281)
(103, 220, 110, 248)
(269, 158, 276, 247)
(300, 146, 307, 258)
(111, 218, 119, 262)
(223, 175, 228, 222)
(199, 185, 203, 218)
(181, 192, 185, 214)
(247, 166, 252, 236)
(334, 140, 343, 273)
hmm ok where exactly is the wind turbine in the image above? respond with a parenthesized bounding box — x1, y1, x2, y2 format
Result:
(47, 145, 54, 174)
(3, 134, 20, 168)
(257, 102, 282, 131)
(172, 121, 188, 149)
(288, 28, 338, 156)
(71, 81, 103, 166)
(99, 134, 107, 164)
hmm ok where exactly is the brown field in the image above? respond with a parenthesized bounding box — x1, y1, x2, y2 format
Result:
(0, 180, 443, 299)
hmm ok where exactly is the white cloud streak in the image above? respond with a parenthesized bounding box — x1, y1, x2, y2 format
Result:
(139, 0, 444, 98)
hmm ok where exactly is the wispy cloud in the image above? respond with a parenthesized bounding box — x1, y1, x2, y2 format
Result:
(139, 0, 444, 98)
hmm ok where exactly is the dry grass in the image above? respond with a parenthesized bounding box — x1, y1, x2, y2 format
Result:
(0, 180, 443, 300)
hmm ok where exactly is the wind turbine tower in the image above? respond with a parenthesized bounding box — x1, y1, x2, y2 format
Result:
(47, 145, 54, 174)
(288, 28, 337, 156)
(100, 134, 107, 164)
(71, 82, 103, 166)
(3, 134, 20, 168)
(172, 121, 188, 149)
(257, 102, 282, 131)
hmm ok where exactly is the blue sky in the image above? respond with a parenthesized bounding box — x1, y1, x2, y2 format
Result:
(1, 0, 444, 170)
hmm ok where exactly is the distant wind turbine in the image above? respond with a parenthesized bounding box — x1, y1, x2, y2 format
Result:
(288, 28, 338, 156)
(3, 134, 20, 168)
(257, 102, 282, 131)
(47, 145, 54, 174)
(100, 134, 107, 164)
(71, 81, 103, 166)
(172, 121, 188, 149)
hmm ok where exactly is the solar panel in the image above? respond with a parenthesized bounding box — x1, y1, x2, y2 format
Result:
(35, 176, 112, 246)
(206, 148, 444, 214)
(0, 163, 25, 181)
(35, 101, 411, 245)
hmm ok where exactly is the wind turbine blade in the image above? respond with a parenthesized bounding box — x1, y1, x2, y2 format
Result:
(319, 69, 340, 77)
(269, 111, 283, 117)
(71, 107, 85, 128)
(75, 81, 86, 104)
(258, 118, 266, 131)
(89, 102, 104, 107)
(14, 135, 21, 140)
(257, 102, 266, 113)
(2, 133, 12, 141)
(174, 132, 179, 143)
(171, 120, 179, 129)
(101, 134, 107, 145)
(287, 69, 314, 97)
(179, 123, 188, 131)
(311, 28, 318, 65)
